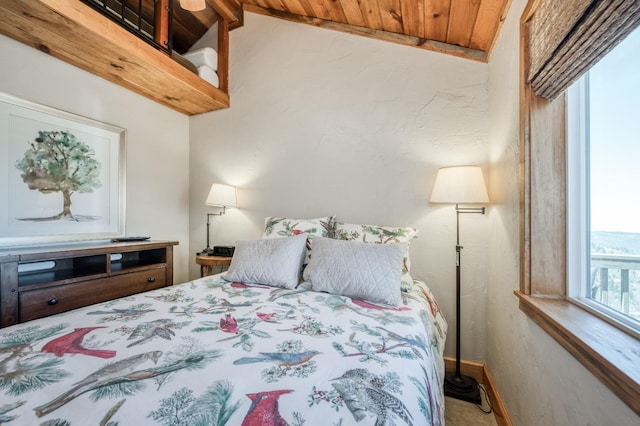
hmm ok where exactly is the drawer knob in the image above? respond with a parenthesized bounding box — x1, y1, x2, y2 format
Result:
(147, 277, 156, 283)
(47, 297, 59, 306)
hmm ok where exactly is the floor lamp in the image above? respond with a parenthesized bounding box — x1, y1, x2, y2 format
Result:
(200, 183, 237, 256)
(430, 165, 489, 404)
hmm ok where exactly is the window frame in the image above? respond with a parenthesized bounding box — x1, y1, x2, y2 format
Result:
(518, 0, 640, 416)
(567, 73, 640, 339)
(566, 77, 589, 304)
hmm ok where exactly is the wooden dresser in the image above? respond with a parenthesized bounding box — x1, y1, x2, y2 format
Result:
(0, 240, 178, 328)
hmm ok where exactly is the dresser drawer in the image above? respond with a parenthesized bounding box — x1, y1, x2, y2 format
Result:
(19, 268, 167, 322)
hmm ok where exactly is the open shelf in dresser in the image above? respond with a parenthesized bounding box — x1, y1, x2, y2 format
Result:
(0, 240, 178, 327)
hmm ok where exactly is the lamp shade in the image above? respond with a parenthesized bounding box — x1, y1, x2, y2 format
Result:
(179, 0, 206, 11)
(429, 166, 489, 204)
(205, 184, 237, 208)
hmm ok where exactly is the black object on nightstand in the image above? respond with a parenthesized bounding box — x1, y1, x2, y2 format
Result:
(212, 246, 235, 256)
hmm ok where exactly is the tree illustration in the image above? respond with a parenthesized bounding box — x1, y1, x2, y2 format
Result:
(0, 324, 69, 396)
(14, 130, 101, 221)
(148, 381, 240, 426)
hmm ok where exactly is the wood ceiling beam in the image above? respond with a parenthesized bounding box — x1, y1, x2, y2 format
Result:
(243, 3, 487, 62)
(0, 0, 229, 115)
(211, 0, 241, 23)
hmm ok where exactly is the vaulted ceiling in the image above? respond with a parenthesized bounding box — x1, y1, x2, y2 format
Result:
(176, 0, 511, 61)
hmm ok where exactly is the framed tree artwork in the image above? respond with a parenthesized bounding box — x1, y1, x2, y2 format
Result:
(0, 92, 126, 245)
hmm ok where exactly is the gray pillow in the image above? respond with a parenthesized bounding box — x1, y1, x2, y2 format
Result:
(223, 233, 307, 289)
(303, 237, 406, 307)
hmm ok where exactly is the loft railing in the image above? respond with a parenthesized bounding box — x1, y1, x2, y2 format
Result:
(590, 253, 640, 316)
(80, 0, 173, 54)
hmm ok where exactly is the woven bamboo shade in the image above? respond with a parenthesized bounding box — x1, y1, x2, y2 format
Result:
(527, 0, 640, 100)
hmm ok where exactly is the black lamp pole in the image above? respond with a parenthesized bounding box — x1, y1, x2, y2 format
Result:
(200, 206, 226, 256)
(444, 204, 485, 404)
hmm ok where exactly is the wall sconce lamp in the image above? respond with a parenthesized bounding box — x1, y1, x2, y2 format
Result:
(200, 183, 237, 256)
(430, 165, 489, 404)
(179, 0, 206, 12)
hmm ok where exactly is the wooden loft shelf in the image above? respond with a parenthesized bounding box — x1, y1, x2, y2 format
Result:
(0, 0, 230, 115)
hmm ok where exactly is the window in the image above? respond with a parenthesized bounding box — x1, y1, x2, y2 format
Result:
(519, 0, 640, 415)
(568, 27, 640, 336)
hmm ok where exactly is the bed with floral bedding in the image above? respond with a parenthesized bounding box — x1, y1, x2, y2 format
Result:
(0, 217, 447, 425)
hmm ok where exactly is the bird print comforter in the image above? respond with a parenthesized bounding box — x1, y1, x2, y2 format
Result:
(0, 273, 447, 425)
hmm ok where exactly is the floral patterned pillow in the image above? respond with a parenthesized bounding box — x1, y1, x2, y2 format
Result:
(262, 216, 336, 266)
(333, 222, 418, 292)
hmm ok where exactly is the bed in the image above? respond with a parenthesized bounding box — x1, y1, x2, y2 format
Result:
(0, 218, 447, 425)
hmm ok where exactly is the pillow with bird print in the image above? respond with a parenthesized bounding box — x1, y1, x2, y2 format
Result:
(262, 216, 336, 267)
(333, 221, 417, 292)
(223, 233, 308, 289)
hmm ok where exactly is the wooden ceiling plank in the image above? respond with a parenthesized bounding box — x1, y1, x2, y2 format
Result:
(244, 4, 487, 61)
(243, 0, 270, 9)
(424, 0, 451, 42)
(261, 0, 311, 17)
(447, 0, 481, 46)
(174, 0, 506, 67)
(281, 0, 310, 16)
(339, 0, 366, 27)
(377, 0, 404, 34)
(400, 0, 424, 38)
(359, 0, 384, 30)
(259, 0, 285, 11)
(483, 0, 511, 59)
(318, 0, 348, 23)
(304, 0, 333, 20)
(468, 0, 506, 51)
(0, 0, 229, 114)
(297, 0, 318, 16)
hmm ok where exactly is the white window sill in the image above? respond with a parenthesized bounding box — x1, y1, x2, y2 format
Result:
(515, 291, 640, 416)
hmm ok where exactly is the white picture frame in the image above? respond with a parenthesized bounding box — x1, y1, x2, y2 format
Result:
(0, 92, 126, 246)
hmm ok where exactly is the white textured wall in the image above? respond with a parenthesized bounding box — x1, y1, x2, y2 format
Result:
(189, 22, 218, 52)
(190, 13, 490, 361)
(0, 35, 191, 283)
(487, 1, 639, 424)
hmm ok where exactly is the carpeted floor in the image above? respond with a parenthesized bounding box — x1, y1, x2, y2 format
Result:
(444, 395, 498, 426)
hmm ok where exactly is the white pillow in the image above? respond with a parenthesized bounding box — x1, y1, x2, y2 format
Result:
(223, 233, 307, 289)
(334, 222, 417, 292)
(303, 237, 406, 307)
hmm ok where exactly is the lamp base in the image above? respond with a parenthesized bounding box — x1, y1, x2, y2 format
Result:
(444, 372, 481, 404)
(198, 248, 215, 256)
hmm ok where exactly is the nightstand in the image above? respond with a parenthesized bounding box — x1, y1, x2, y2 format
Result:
(196, 255, 232, 277)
